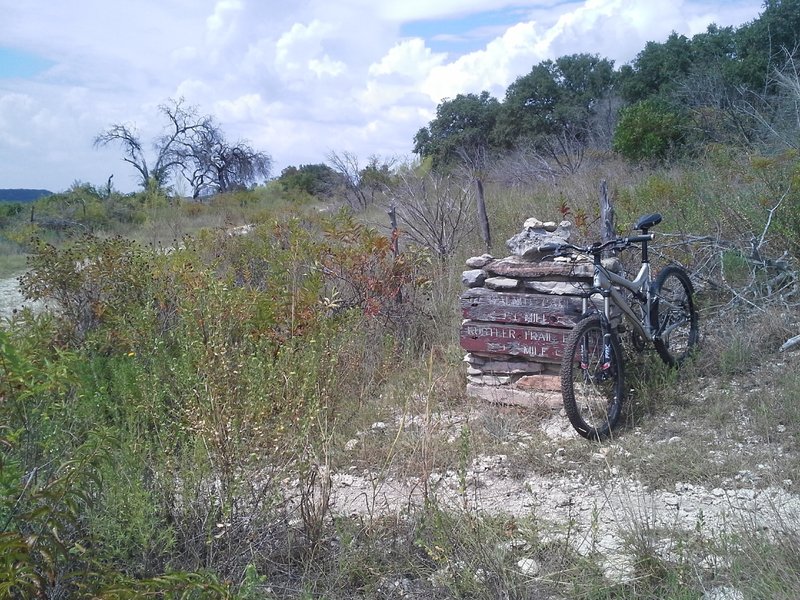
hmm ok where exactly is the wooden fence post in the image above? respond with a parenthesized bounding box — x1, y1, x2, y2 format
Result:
(387, 205, 403, 303)
(599, 179, 615, 251)
(387, 205, 399, 257)
(476, 178, 491, 253)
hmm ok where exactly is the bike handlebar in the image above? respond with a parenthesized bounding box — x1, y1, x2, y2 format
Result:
(537, 233, 653, 256)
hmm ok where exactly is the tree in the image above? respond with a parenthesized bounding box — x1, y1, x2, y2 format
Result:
(95, 98, 271, 196)
(618, 33, 695, 104)
(0, 201, 24, 228)
(665, 25, 756, 148)
(94, 98, 211, 191)
(612, 99, 686, 161)
(177, 121, 272, 197)
(327, 151, 396, 210)
(733, 51, 800, 151)
(413, 91, 500, 169)
(391, 170, 475, 261)
(733, 0, 800, 93)
(278, 164, 340, 198)
(413, 92, 500, 251)
(494, 54, 616, 173)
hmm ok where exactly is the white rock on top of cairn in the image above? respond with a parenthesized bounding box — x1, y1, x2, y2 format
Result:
(484, 276, 519, 291)
(506, 219, 574, 261)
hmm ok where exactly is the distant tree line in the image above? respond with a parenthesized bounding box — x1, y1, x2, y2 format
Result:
(414, 0, 800, 170)
(88, 0, 798, 212)
(0, 189, 52, 202)
(63, 0, 796, 261)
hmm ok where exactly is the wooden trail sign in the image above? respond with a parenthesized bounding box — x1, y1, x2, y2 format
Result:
(459, 321, 570, 361)
(460, 288, 582, 328)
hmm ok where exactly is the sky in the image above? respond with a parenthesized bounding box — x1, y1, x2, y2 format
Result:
(0, 0, 764, 194)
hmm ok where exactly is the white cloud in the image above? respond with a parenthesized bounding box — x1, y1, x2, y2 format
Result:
(420, 21, 550, 102)
(0, 94, 37, 149)
(369, 38, 447, 79)
(175, 79, 214, 101)
(206, 0, 243, 41)
(275, 20, 342, 75)
(371, 0, 556, 22)
(308, 56, 347, 78)
(214, 93, 266, 123)
(242, 38, 277, 73)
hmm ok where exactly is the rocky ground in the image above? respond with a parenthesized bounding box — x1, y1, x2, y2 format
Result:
(309, 370, 800, 597)
(4, 266, 796, 597)
(0, 275, 24, 319)
(0, 274, 44, 320)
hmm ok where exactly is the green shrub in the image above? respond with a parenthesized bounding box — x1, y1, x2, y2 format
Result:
(613, 100, 687, 162)
(19, 235, 156, 346)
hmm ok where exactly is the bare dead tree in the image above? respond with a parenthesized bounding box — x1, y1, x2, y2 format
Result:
(676, 68, 759, 148)
(588, 93, 624, 151)
(94, 98, 211, 190)
(599, 180, 615, 244)
(327, 151, 395, 210)
(455, 145, 492, 252)
(733, 46, 800, 152)
(538, 126, 586, 174)
(179, 123, 272, 196)
(489, 146, 557, 188)
(93, 122, 151, 188)
(96, 98, 271, 196)
(653, 186, 798, 318)
(391, 171, 476, 261)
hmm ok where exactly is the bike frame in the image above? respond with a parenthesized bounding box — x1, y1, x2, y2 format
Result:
(582, 259, 656, 342)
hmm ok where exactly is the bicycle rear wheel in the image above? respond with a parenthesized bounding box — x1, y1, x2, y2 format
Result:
(650, 266, 699, 367)
(561, 316, 626, 441)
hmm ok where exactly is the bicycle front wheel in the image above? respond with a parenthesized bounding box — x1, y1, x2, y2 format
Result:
(561, 316, 626, 441)
(650, 266, 699, 367)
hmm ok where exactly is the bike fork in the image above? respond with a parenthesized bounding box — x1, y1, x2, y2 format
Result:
(579, 327, 614, 382)
(603, 332, 613, 371)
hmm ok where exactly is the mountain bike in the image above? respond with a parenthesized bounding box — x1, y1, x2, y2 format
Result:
(538, 213, 699, 440)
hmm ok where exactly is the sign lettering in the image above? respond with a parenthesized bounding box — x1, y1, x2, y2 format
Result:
(460, 289, 582, 327)
(460, 321, 570, 361)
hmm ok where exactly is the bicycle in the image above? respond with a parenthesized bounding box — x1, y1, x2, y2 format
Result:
(538, 213, 699, 441)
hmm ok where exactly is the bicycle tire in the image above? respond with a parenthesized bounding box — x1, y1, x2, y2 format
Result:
(561, 316, 626, 441)
(650, 266, 699, 367)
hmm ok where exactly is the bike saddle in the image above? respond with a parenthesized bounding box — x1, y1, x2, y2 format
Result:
(635, 213, 662, 232)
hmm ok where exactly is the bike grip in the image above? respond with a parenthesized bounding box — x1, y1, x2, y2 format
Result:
(625, 234, 654, 243)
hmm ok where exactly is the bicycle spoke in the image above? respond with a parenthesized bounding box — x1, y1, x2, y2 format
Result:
(561, 317, 625, 440)
(651, 266, 699, 366)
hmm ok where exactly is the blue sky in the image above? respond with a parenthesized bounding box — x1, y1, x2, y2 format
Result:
(0, 0, 764, 193)
(402, 8, 539, 55)
(0, 47, 53, 79)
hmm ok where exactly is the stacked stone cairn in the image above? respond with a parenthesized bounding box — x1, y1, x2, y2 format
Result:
(459, 217, 594, 409)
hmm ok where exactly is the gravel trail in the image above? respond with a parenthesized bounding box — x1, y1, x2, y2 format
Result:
(0, 274, 35, 320)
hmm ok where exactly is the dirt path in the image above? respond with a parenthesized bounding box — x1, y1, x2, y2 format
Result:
(327, 457, 799, 581)
(0, 274, 38, 320)
(0, 275, 21, 319)
(314, 409, 800, 584)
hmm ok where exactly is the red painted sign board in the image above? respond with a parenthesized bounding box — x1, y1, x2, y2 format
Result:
(460, 288, 582, 328)
(459, 321, 570, 361)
